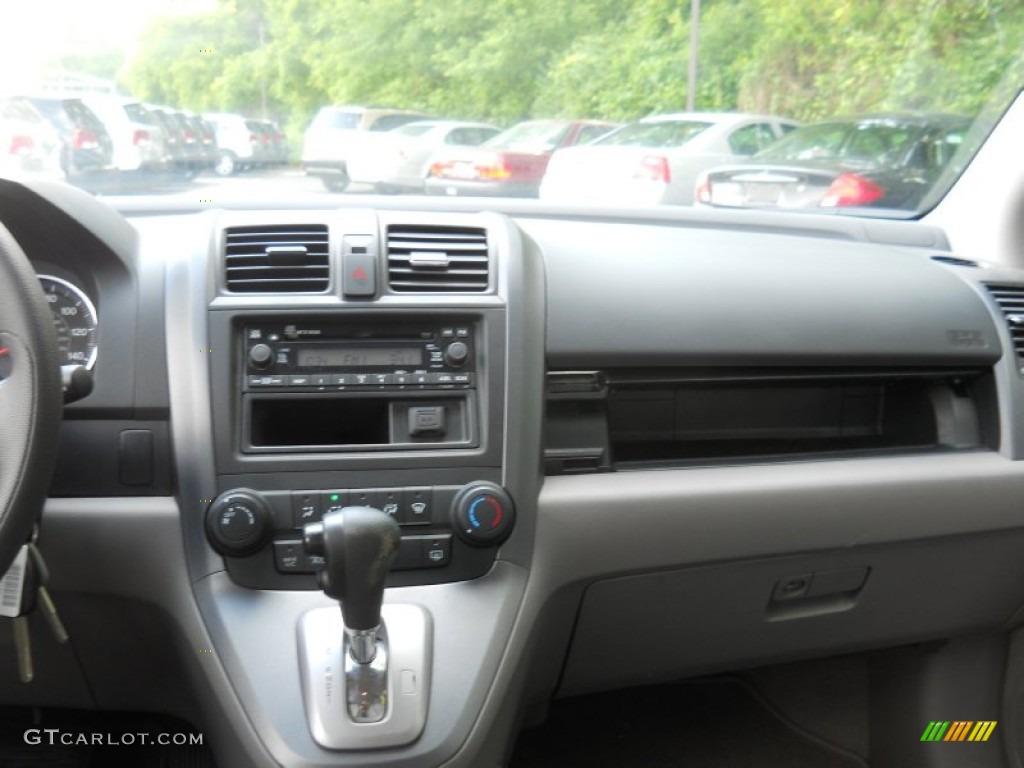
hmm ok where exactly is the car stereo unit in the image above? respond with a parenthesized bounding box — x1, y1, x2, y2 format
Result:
(243, 320, 475, 391)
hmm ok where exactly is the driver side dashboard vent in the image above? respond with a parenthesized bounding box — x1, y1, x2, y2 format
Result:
(986, 284, 1024, 369)
(386, 225, 489, 293)
(224, 224, 330, 293)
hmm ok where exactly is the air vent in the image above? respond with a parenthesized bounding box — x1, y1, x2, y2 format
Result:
(986, 284, 1024, 366)
(932, 255, 980, 268)
(224, 225, 329, 292)
(386, 225, 489, 293)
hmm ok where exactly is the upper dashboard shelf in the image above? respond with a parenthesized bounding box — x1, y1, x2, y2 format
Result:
(517, 217, 1003, 369)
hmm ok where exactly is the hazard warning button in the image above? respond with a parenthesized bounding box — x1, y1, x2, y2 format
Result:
(342, 235, 377, 297)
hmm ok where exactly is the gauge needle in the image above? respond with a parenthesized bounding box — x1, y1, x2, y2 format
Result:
(0, 348, 8, 356)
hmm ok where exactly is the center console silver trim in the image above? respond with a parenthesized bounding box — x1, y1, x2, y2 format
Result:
(298, 603, 431, 749)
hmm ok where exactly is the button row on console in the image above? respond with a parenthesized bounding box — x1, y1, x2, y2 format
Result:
(292, 487, 434, 528)
(273, 534, 451, 574)
(249, 373, 473, 388)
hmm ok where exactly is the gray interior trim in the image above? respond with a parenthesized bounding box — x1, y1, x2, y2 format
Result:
(38, 497, 276, 768)
(195, 563, 527, 767)
(537, 453, 1024, 587)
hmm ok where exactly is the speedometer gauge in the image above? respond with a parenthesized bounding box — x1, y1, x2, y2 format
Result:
(37, 275, 98, 370)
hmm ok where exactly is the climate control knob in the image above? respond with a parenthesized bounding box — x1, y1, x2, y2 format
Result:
(248, 343, 274, 369)
(451, 482, 515, 546)
(205, 489, 273, 556)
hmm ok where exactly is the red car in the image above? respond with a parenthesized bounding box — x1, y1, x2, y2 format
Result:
(424, 118, 618, 198)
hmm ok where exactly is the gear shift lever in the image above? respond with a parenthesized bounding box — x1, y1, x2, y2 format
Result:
(296, 505, 430, 744)
(304, 506, 400, 664)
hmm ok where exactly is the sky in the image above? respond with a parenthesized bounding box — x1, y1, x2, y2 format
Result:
(0, 0, 215, 94)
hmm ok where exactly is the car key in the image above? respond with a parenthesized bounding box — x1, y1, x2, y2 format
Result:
(12, 615, 33, 683)
(27, 532, 68, 644)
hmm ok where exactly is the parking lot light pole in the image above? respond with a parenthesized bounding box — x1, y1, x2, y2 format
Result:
(687, 0, 701, 111)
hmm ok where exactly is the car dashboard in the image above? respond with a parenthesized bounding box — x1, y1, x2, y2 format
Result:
(4, 171, 1024, 767)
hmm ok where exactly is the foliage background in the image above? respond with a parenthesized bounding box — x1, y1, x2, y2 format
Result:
(66, 0, 1024, 144)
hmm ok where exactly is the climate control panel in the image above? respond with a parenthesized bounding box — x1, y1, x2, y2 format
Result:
(205, 481, 514, 589)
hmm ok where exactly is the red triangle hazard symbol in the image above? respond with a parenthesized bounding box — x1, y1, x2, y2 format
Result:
(352, 266, 368, 280)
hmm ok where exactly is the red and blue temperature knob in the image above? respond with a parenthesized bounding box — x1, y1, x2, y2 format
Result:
(451, 482, 515, 546)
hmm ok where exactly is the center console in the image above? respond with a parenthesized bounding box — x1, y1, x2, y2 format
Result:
(170, 209, 545, 765)
(205, 310, 513, 591)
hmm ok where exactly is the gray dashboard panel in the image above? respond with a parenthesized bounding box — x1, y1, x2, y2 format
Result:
(14, 178, 1024, 768)
(537, 452, 1024, 585)
(524, 217, 1001, 367)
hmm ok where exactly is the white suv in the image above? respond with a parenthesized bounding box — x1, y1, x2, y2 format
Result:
(301, 106, 431, 191)
(204, 112, 258, 176)
(77, 95, 169, 174)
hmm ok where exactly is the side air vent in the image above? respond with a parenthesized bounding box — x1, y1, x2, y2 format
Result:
(386, 225, 489, 293)
(986, 284, 1024, 367)
(224, 225, 330, 292)
(932, 255, 980, 268)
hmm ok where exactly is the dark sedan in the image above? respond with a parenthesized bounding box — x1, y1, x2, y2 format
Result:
(26, 96, 114, 180)
(696, 113, 970, 211)
(424, 118, 618, 198)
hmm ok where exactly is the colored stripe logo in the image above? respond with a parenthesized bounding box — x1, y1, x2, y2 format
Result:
(921, 721, 997, 742)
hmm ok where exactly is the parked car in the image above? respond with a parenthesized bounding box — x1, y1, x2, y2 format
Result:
(252, 119, 289, 166)
(0, 96, 64, 182)
(345, 119, 501, 193)
(243, 119, 270, 169)
(424, 118, 618, 197)
(76, 94, 168, 175)
(695, 113, 971, 211)
(301, 106, 433, 191)
(539, 112, 798, 205)
(142, 105, 195, 178)
(25, 95, 114, 180)
(186, 114, 219, 173)
(204, 112, 259, 176)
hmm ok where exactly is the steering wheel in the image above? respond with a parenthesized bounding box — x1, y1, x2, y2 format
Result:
(0, 222, 61, 575)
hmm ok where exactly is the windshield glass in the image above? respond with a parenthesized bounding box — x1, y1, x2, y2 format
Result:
(483, 122, 571, 152)
(0, 0, 1020, 215)
(393, 123, 436, 139)
(596, 120, 711, 148)
(311, 109, 360, 131)
(758, 121, 922, 167)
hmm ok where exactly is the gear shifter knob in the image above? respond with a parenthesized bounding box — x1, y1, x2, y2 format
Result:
(303, 506, 400, 662)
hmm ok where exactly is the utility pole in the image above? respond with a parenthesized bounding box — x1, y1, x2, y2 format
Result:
(258, 16, 268, 119)
(686, 0, 700, 111)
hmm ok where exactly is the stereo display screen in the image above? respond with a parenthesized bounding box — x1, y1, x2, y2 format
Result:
(296, 347, 424, 368)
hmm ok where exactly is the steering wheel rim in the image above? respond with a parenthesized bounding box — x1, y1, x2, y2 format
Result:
(0, 221, 62, 575)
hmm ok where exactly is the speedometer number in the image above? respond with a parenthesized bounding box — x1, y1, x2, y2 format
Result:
(37, 275, 99, 370)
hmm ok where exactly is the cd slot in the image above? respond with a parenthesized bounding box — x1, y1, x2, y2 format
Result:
(245, 392, 475, 452)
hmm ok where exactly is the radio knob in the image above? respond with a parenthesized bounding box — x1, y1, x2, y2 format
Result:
(249, 343, 274, 369)
(444, 341, 469, 367)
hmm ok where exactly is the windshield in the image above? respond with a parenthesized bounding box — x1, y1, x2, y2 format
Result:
(758, 121, 922, 167)
(0, 0, 1019, 215)
(483, 121, 572, 152)
(595, 120, 711, 148)
(393, 123, 437, 139)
